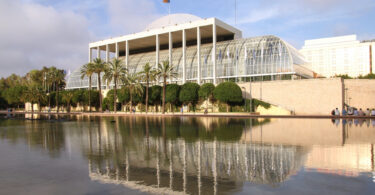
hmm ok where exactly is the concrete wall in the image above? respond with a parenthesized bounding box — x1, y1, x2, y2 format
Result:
(238, 78, 344, 115)
(238, 78, 375, 115)
(344, 79, 375, 110)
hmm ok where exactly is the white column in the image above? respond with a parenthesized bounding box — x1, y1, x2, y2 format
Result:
(105, 44, 109, 62)
(156, 34, 159, 68)
(169, 32, 173, 66)
(89, 48, 92, 62)
(197, 27, 201, 84)
(115, 42, 119, 59)
(212, 23, 217, 85)
(169, 32, 173, 83)
(126, 40, 129, 68)
(97, 46, 100, 59)
(182, 29, 186, 83)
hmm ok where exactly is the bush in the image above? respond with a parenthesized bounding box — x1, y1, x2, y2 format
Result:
(118, 87, 130, 105)
(166, 84, 180, 104)
(83, 90, 100, 108)
(213, 82, 242, 112)
(166, 84, 180, 112)
(198, 83, 215, 101)
(72, 89, 85, 107)
(149, 85, 161, 105)
(179, 82, 200, 111)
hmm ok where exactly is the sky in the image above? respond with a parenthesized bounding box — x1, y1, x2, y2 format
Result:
(1, 0, 375, 78)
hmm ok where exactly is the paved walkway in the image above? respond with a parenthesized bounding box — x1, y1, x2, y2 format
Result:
(1, 111, 375, 119)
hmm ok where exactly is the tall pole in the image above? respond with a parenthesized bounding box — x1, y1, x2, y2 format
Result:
(235, 0, 237, 26)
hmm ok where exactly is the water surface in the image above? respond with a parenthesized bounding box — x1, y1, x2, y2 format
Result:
(0, 114, 374, 194)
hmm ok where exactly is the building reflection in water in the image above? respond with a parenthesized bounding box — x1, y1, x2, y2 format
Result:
(83, 117, 304, 194)
(1, 115, 375, 194)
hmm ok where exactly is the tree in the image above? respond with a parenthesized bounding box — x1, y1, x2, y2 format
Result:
(179, 82, 200, 112)
(103, 58, 127, 113)
(80, 62, 95, 112)
(165, 84, 180, 112)
(118, 87, 130, 111)
(3, 85, 26, 109)
(92, 58, 107, 112)
(139, 63, 157, 113)
(334, 74, 352, 79)
(48, 67, 66, 113)
(213, 82, 243, 112)
(358, 73, 375, 79)
(62, 91, 74, 113)
(149, 85, 162, 111)
(122, 73, 143, 111)
(33, 85, 47, 111)
(198, 83, 215, 101)
(72, 89, 85, 109)
(102, 90, 115, 111)
(22, 86, 38, 113)
(156, 61, 177, 114)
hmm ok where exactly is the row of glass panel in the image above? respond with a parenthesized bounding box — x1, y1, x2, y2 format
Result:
(66, 36, 305, 89)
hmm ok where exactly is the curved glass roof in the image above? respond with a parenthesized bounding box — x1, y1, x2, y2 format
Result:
(66, 35, 313, 89)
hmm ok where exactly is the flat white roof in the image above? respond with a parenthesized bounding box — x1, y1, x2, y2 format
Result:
(303, 34, 358, 47)
(89, 17, 242, 52)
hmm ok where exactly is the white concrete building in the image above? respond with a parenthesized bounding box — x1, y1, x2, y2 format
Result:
(66, 14, 314, 89)
(300, 35, 375, 78)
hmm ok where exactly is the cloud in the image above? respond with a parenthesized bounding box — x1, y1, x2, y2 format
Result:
(0, 0, 94, 78)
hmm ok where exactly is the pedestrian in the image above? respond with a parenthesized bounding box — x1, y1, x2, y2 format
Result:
(347, 107, 353, 115)
(365, 108, 371, 116)
(335, 108, 340, 116)
(342, 108, 347, 116)
(354, 108, 359, 116)
(371, 109, 375, 116)
(359, 108, 365, 116)
(331, 109, 335, 115)
(180, 107, 183, 114)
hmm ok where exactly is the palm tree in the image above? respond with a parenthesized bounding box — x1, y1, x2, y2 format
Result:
(156, 61, 177, 114)
(92, 58, 106, 112)
(62, 91, 74, 113)
(22, 87, 36, 113)
(122, 73, 143, 112)
(49, 67, 65, 113)
(103, 58, 127, 113)
(139, 63, 157, 113)
(80, 62, 95, 112)
(33, 86, 47, 112)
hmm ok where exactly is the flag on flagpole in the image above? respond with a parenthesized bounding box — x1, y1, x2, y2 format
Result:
(163, 0, 170, 3)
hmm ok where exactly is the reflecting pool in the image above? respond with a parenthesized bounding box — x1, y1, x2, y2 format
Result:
(0, 114, 375, 194)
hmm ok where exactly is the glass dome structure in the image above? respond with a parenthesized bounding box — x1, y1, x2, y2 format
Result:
(66, 35, 313, 89)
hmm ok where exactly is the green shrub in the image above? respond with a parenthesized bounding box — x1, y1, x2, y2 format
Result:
(213, 82, 242, 112)
(149, 85, 161, 105)
(179, 82, 200, 111)
(198, 83, 215, 101)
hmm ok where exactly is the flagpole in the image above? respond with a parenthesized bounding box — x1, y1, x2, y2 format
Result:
(168, 1, 171, 25)
(235, 0, 237, 26)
